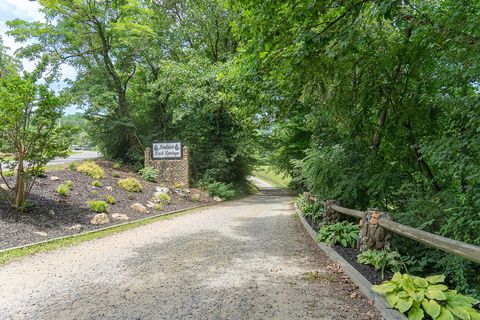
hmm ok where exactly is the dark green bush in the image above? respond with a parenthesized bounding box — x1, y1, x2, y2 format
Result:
(206, 181, 235, 200)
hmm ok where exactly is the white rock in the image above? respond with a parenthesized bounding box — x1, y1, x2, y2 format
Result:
(49, 209, 55, 216)
(106, 186, 113, 192)
(67, 224, 82, 231)
(155, 186, 170, 194)
(34, 231, 48, 237)
(0, 184, 8, 191)
(131, 203, 149, 214)
(50, 176, 60, 181)
(90, 213, 110, 225)
(146, 201, 156, 208)
(213, 196, 223, 202)
(111, 213, 129, 221)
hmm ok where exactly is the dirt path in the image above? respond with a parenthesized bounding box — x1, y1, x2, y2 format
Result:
(0, 179, 382, 320)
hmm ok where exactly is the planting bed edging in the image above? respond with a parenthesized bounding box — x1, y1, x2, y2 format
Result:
(295, 204, 406, 320)
(0, 202, 215, 255)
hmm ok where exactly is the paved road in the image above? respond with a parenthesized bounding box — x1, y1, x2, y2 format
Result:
(48, 150, 101, 165)
(0, 151, 101, 170)
(0, 179, 381, 320)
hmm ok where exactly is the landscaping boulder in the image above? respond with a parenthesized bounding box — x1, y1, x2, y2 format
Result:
(175, 188, 190, 197)
(90, 213, 110, 225)
(67, 224, 82, 231)
(105, 186, 113, 192)
(146, 201, 156, 209)
(155, 186, 170, 194)
(50, 176, 60, 181)
(111, 213, 129, 221)
(131, 203, 150, 214)
(34, 231, 48, 237)
(49, 209, 55, 216)
(213, 196, 223, 202)
(0, 184, 8, 191)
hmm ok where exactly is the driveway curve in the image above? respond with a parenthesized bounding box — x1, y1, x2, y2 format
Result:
(0, 179, 382, 320)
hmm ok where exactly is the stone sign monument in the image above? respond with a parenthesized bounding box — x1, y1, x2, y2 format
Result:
(145, 141, 189, 187)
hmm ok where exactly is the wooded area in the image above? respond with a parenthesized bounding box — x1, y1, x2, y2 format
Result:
(1, 0, 479, 297)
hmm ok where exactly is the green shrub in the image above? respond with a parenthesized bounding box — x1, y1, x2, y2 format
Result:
(154, 192, 171, 204)
(105, 194, 116, 205)
(357, 249, 404, 279)
(118, 177, 142, 192)
(86, 200, 108, 213)
(3, 170, 14, 177)
(113, 172, 121, 178)
(138, 166, 158, 182)
(112, 161, 122, 169)
(206, 182, 235, 200)
(28, 166, 46, 177)
(372, 273, 480, 320)
(56, 184, 70, 197)
(154, 203, 163, 211)
(91, 180, 102, 187)
(77, 161, 105, 179)
(65, 180, 73, 189)
(90, 190, 99, 196)
(316, 221, 360, 248)
(68, 162, 77, 171)
(297, 196, 323, 221)
(174, 182, 183, 189)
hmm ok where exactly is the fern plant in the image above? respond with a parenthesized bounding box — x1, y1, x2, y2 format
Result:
(316, 221, 360, 248)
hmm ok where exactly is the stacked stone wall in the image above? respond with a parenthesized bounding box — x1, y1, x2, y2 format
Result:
(144, 146, 190, 187)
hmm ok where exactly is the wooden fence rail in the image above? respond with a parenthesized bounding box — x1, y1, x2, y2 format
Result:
(318, 200, 480, 265)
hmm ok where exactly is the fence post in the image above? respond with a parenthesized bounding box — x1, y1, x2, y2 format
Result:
(324, 200, 342, 223)
(359, 208, 393, 251)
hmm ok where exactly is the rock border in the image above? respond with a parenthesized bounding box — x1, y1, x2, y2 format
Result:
(295, 204, 406, 320)
(0, 202, 215, 254)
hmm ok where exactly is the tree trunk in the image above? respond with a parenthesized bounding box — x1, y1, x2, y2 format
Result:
(14, 155, 25, 210)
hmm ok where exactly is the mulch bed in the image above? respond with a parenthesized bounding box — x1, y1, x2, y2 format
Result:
(305, 217, 391, 285)
(0, 160, 213, 250)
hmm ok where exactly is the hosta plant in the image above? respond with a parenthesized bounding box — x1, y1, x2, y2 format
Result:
(316, 221, 360, 248)
(357, 249, 404, 279)
(372, 273, 480, 320)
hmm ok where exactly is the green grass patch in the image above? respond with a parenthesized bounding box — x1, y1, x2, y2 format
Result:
(0, 206, 208, 267)
(253, 166, 291, 188)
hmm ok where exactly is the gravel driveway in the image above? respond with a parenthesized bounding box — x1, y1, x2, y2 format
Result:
(0, 179, 382, 320)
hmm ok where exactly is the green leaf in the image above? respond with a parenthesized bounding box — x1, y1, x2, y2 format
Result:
(466, 308, 480, 320)
(386, 292, 399, 308)
(411, 291, 425, 302)
(436, 307, 454, 320)
(396, 297, 413, 313)
(422, 299, 441, 319)
(428, 284, 448, 292)
(413, 277, 428, 288)
(425, 288, 447, 301)
(445, 303, 471, 320)
(408, 306, 424, 320)
(372, 282, 397, 294)
(425, 275, 445, 284)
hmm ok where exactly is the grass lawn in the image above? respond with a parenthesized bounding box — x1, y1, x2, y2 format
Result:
(253, 166, 291, 189)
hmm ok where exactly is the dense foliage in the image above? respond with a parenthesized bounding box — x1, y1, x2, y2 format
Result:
(230, 0, 480, 296)
(7, 0, 255, 187)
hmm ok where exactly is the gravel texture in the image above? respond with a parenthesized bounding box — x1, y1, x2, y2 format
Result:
(0, 179, 382, 320)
